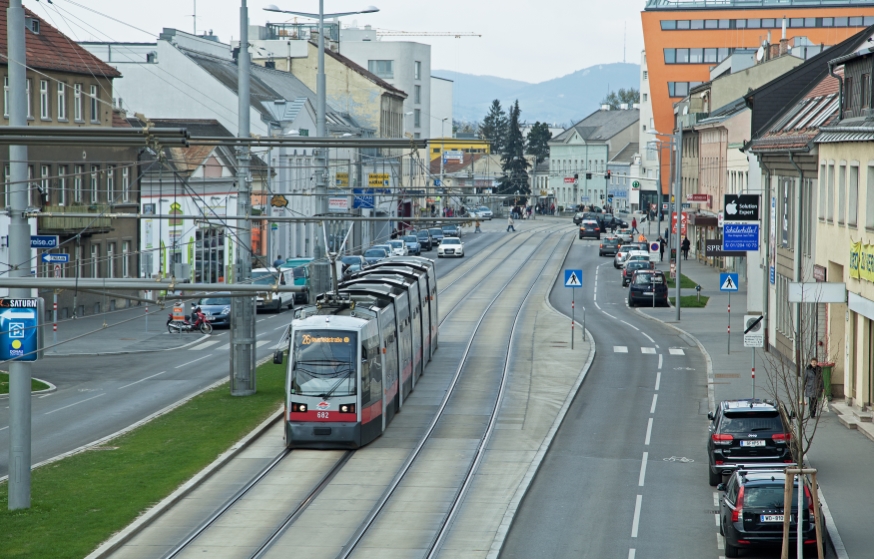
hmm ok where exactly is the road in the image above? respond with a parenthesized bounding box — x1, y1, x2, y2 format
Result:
(501, 238, 777, 559)
(0, 225, 514, 478)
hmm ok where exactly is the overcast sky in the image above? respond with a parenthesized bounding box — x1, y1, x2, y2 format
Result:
(25, 0, 644, 83)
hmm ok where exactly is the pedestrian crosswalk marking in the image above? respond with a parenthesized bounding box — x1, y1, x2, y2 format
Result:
(189, 339, 220, 351)
(212, 339, 273, 352)
(614, 346, 628, 353)
(641, 347, 656, 354)
(669, 348, 686, 355)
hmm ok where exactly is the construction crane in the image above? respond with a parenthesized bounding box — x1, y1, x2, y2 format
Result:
(375, 29, 481, 38)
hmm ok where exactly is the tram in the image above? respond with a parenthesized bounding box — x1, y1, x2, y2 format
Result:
(284, 256, 438, 449)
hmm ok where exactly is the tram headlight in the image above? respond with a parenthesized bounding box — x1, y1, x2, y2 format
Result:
(292, 403, 308, 412)
(339, 404, 356, 413)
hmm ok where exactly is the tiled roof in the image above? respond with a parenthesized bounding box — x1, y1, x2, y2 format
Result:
(551, 109, 639, 145)
(609, 142, 638, 164)
(320, 43, 407, 98)
(0, 1, 120, 78)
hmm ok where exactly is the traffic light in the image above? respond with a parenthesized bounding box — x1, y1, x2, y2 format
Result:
(606, 170, 612, 179)
(586, 172, 592, 180)
(574, 173, 579, 180)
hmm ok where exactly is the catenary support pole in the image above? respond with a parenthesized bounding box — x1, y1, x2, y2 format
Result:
(309, 0, 331, 296)
(571, 289, 575, 350)
(674, 124, 683, 321)
(728, 291, 731, 354)
(751, 347, 756, 398)
(7, 0, 31, 510)
(230, 0, 256, 396)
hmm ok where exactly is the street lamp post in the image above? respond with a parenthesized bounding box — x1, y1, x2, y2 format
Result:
(648, 128, 682, 321)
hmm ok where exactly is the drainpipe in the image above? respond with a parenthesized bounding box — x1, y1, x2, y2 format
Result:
(759, 156, 772, 352)
(829, 60, 844, 122)
(789, 151, 804, 377)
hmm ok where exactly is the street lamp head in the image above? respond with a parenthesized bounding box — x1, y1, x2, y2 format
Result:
(264, 4, 282, 13)
(361, 6, 380, 14)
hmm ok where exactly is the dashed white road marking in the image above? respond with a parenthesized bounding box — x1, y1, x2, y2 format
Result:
(174, 355, 210, 369)
(614, 346, 628, 353)
(256, 340, 271, 348)
(0, 426, 8, 431)
(669, 348, 686, 355)
(642, 333, 655, 343)
(621, 320, 640, 331)
(717, 533, 725, 550)
(638, 452, 648, 487)
(45, 393, 105, 415)
(118, 371, 167, 390)
(631, 495, 643, 537)
(713, 492, 720, 507)
(655, 372, 661, 391)
(603, 312, 617, 319)
(644, 417, 653, 445)
(189, 339, 220, 351)
(628, 549, 636, 559)
(658, 355, 663, 369)
(641, 347, 656, 354)
(650, 394, 658, 414)
(715, 513, 720, 526)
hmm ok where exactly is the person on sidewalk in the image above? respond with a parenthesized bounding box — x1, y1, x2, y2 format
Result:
(631, 217, 638, 234)
(273, 254, 284, 268)
(507, 216, 516, 232)
(805, 359, 824, 418)
(659, 237, 666, 262)
(475, 219, 482, 233)
(681, 236, 691, 260)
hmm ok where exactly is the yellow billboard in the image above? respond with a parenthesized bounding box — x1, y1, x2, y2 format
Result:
(849, 240, 874, 282)
(368, 173, 390, 187)
(335, 172, 349, 187)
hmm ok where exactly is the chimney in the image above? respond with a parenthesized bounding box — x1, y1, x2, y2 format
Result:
(779, 16, 789, 55)
(601, 104, 611, 111)
(620, 103, 629, 110)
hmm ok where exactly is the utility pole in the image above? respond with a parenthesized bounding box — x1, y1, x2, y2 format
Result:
(230, 0, 256, 396)
(7, 0, 32, 510)
(311, 0, 331, 295)
(440, 118, 447, 212)
(674, 123, 684, 321)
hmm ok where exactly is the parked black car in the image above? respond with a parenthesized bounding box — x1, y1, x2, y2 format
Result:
(707, 399, 793, 486)
(718, 469, 821, 557)
(621, 260, 654, 286)
(415, 229, 434, 251)
(628, 269, 668, 306)
(599, 237, 621, 257)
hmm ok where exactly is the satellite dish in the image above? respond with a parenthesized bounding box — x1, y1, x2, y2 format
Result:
(756, 47, 765, 62)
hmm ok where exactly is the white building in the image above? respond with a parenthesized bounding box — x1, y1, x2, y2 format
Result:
(430, 75, 453, 139)
(636, 50, 660, 213)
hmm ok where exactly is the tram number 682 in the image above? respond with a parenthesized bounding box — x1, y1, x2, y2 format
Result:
(317, 411, 330, 419)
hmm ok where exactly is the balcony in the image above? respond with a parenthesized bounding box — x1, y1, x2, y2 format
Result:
(38, 205, 112, 235)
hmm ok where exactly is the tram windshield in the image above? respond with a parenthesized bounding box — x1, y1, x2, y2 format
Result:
(291, 330, 358, 398)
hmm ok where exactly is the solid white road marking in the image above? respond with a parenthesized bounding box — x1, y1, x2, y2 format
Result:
(713, 492, 720, 507)
(715, 513, 720, 526)
(631, 495, 643, 537)
(257, 318, 266, 323)
(658, 355, 663, 369)
(45, 393, 105, 415)
(638, 452, 648, 487)
(655, 373, 661, 391)
(650, 394, 658, 414)
(669, 348, 686, 355)
(38, 393, 54, 398)
(603, 312, 617, 319)
(621, 320, 640, 331)
(189, 339, 220, 351)
(628, 549, 636, 559)
(614, 346, 628, 353)
(0, 426, 8, 431)
(641, 347, 656, 354)
(642, 333, 655, 343)
(644, 417, 653, 445)
(256, 340, 271, 348)
(594, 301, 602, 310)
(274, 324, 289, 331)
(174, 355, 210, 369)
(717, 533, 725, 550)
(118, 371, 167, 390)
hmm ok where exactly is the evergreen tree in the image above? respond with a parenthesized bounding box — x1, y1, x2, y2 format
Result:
(526, 122, 552, 165)
(499, 100, 529, 195)
(600, 88, 640, 110)
(479, 99, 508, 153)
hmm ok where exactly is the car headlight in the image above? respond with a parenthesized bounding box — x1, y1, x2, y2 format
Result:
(222, 306, 231, 314)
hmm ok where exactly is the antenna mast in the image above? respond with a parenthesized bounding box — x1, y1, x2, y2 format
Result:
(623, 21, 627, 63)
(193, 0, 197, 35)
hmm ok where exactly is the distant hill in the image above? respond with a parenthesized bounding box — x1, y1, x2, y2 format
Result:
(434, 63, 641, 127)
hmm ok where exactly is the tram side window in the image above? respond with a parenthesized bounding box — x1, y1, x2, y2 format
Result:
(360, 346, 371, 403)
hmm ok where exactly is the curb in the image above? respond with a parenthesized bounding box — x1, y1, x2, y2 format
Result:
(632, 307, 848, 559)
(487, 234, 597, 559)
(0, 377, 57, 400)
(84, 405, 284, 559)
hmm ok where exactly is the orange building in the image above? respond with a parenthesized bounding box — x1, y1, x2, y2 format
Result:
(641, 0, 874, 194)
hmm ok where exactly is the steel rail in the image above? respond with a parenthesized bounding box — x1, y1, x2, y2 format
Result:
(335, 230, 565, 559)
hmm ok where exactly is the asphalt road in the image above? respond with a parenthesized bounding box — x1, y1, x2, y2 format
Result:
(500, 238, 756, 559)
(0, 228, 510, 478)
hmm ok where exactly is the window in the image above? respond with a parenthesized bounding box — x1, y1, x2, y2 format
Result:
(91, 244, 99, 278)
(39, 79, 48, 119)
(705, 19, 718, 29)
(866, 166, 874, 229)
(850, 16, 864, 26)
(838, 164, 847, 224)
(90, 165, 99, 203)
(122, 167, 130, 202)
(122, 241, 131, 277)
(827, 164, 834, 221)
(106, 166, 114, 201)
(862, 74, 870, 110)
(642, 93, 648, 102)
(835, 16, 848, 27)
(790, 18, 804, 27)
(3, 164, 7, 207)
(368, 60, 393, 79)
(57, 82, 66, 120)
(74, 83, 82, 121)
(414, 60, 421, 80)
(25, 78, 31, 118)
(664, 49, 676, 64)
(677, 20, 690, 29)
(90, 84, 98, 122)
(58, 165, 66, 206)
(414, 109, 421, 128)
(690, 19, 704, 29)
(819, 164, 826, 220)
(27, 165, 34, 206)
(689, 48, 703, 63)
(40, 165, 49, 203)
(704, 48, 718, 63)
(661, 20, 677, 30)
(74, 164, 84, 203)
(747, 18, 761, 28)
(107, 243, 115, 278)
(762, 18, 776, 28)
(849, 165, 859, 226)
(414, 84, 421, 104)
(643, 70, 647, 80)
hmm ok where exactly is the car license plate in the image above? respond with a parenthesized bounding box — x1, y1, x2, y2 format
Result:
(741, 440, 766, 447)
(204, 313, 213, 318)
(761, 514, 784, 522)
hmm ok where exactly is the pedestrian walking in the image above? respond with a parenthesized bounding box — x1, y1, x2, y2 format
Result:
(681, 236, 691, 260)
(273, 254, 284, 268)
(507, 216, 516, 232)
(804, 358, 824, 418)
(659, 237, 666, 262)
(475, 219, 482, 233)
(631, 217, 638, 234)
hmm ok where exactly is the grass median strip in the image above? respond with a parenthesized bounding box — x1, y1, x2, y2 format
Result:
(0, 361, 286, 559)
(0, 372, 50, 395)
(669, 295, 710, 308)
(666, 273, 697, 289)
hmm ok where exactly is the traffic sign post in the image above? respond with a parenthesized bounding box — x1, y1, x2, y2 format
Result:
(744, 315, 765, 398)
(564, 270, 583, 349)
(720, 273, 739, 354)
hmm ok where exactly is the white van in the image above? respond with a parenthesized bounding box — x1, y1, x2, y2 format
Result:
(251, 267, 295, 312)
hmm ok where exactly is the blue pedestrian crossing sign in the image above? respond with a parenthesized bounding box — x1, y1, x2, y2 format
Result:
(564, 269, 583, 288)
(720, 272, 739, 292)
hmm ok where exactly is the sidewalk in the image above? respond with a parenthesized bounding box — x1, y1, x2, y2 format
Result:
(637, 258, 872, 559)
(41, 305, 207, 357)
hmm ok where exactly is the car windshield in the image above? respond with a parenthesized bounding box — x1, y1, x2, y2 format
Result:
(478, 207, 490, 211)
(389, 241, 404, 248)
(442, 226, 457, 232)
(627, 263, 649, 271)
(291, 330, 357, 397)
(200, 297, 231, 305)
(292, 267, 306, 278)
(340, 256, 361, 265)
(633, 274, 656, 285)
(430, 228, 443, 235)
(442, 238, 461, 245)
(251, 272, 279, 285)
(417, 232, 429, 238)
(744, 485, 803, 509)
(365, 249, 386, 257)
(721, 412, 783, 433)
(403, 236, 417, 243)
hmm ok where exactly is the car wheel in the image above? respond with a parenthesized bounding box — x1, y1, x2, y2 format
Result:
(724, 542, 739, 558)
(804, 544, 821, 558)
(628, 298, 634, 307)
(708, 466, 722, 487)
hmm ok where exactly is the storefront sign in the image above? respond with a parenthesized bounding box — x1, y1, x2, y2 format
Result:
(671, 211, 688, 236)
(849, 240, 874, 282)
(705, 240, 745, 257)
(328, 197, 349, 212)
(335, 172, 349, 187)
(723, 223, 759, 251)
(813, 265, 827, 282)
(368, 173, 390, 187)
(724, 194, 760, 221)
(687, 193, 710, 202)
